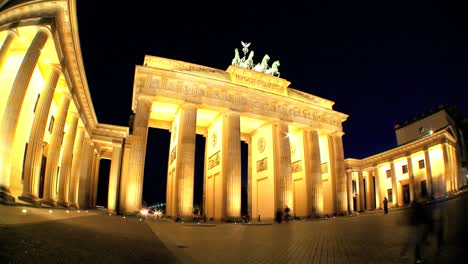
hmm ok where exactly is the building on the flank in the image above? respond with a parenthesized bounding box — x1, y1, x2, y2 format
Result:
(0, 0, 464, 220)
(344, 105, 466, 212)
(0, 0, 128, 212)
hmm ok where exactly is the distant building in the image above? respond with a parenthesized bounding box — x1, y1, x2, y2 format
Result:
(345, 105, 466, 212)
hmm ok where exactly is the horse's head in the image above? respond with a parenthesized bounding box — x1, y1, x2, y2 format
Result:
(272, 60, 280, 68)
(262, 54, 270, 64)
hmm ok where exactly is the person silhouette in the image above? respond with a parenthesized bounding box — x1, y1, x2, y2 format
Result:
(383, 197, 389, 214)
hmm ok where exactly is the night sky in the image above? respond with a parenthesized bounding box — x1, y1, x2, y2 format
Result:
(75, 1, 468, 207)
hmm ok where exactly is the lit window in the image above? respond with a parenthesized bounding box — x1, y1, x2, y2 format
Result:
(386, 169, 391, 178)
(48, 116, 55, 132)
(418, 159, 425, 169)
(402, 165, 408, 174)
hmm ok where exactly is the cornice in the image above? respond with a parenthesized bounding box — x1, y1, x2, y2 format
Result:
(0, 0, 98, 133)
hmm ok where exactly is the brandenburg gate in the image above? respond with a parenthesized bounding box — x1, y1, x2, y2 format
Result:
(119, 49, 348, 220)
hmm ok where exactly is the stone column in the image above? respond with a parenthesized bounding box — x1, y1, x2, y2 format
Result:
(107, 141, 123, 213)
(442, 143, 450, 194)
(358, 171, 365, 211)
(273, 122, 292, 212)
(424, 149, 433, 197)
(0, 29, 18, 73)
(175, 104, 197, 218)
(68, 127, 85, 208)
(0, 27, 49, 203)
(222, 112, 241, 219)
(119, 139, 131, 213)
(56, 112, 79, 207)
(366, 171, 373, 209)
(78, 139, 93, 209)
(347, 170, 353, 213)
(125, 95, 151, 214)
(303, 129, 322, 216)
(374, 168, 381, 209)
(42, 93, 71, 205)
(90, 150, 101, 208)
(329, 133, 347, 215)
(202, 132, 208, 217)
(390, 161, 398, 207)
(407, 156, 416, 202)
(20, 66, 60, 204)
(246, 136, 252, 219)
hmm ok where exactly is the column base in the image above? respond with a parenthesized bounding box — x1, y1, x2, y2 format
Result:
(68, 202, 79, 209)
(0, 185, 15, 204)
(56, 200, 69, 208)
(18, 194, 41, 206)
(41, 199, 57, 207)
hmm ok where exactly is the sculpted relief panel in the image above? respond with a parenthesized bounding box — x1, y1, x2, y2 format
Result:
(136, 72, 343, 131)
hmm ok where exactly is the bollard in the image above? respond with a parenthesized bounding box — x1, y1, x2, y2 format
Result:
(258, 214, 261, 222)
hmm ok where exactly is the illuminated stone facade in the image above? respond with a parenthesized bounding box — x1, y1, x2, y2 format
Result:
(2, 0, 463, 220)
(345, 126, 461, 211)
(0, 1, 127, 209)
(127, 56, 348, 219)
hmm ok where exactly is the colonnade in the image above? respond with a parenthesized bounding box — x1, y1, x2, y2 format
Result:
(346, 137, 460, 212)
(0, 25, 100, 208)
(119, 96, 349, 219)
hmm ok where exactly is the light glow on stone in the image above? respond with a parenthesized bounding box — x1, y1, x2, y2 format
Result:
(21, 209, 28, 213)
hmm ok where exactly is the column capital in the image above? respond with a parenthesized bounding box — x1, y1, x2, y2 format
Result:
(112, 139, 123, 147)
(136, 95, 153, 103)
(6, 28, 19, 38)
(68, 111, 79, 119)
(181, 103, 198, 110)
(37, 25, 53, 37)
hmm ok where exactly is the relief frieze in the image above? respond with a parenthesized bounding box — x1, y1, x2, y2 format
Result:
(144, 75, 342, 129)
(208, 151, 220, 170)
(256, 157, 268, 172)
(291, 160, 302, 174)
(169, 148, 177, 165)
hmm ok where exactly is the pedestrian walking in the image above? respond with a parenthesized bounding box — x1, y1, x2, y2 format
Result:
(284, 205, 291, 222)
(383, 197, 389, 214)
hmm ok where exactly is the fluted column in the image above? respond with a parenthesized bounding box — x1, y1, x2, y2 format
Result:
(374, 169, 381, 209)
(273, 122, 292, 212)
(222, 111, 241, 218)
(303, 129, 322, 216)
(329, 133, 347, 214)
(119, 139, 131, 212)
(358, 171, 365, 211)
(107, 141, 123, 213)
(90, 150, 101, 208)
(202, 132, 208, 217)
(125, 96, 152, 214)
(20, 66, 60, 203)
(68, 127, 85, 208)
(0, 27, 49, 202)
(390, 161, 398, 207)
(42, 93, 71, 205)
(175, 104, 197, 218)
(0, 29, 18, 73)
(407, 156, 416, 202)
(347, 171, 353, 213)
(78, 139, 93, 209)
(246, 136, 252, 219)
(441, 143, 450, 194)
(424, 149, 433, 197)
(56, 112, 79, 206)
(365, 171, 373, 209)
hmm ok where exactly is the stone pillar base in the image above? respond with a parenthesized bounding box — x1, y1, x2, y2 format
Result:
(56, 200, 69, 208)
(0, 186, 15, 204)
(18, 194, 41, 206)
(41, 199, 57, 207)
(68, 202, 79, 209)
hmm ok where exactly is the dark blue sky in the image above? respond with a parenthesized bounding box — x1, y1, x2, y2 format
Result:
(76, 1, 468, 205)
